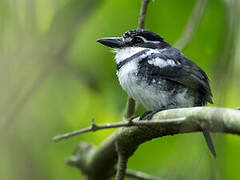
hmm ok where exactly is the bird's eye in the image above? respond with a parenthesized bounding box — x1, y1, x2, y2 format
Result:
(133, 37, 144, 43)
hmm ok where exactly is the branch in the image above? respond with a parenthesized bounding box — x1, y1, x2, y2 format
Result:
(65, 107, 240, 180)
(53, 117, 185, 142)
(174, 0, 209, 50)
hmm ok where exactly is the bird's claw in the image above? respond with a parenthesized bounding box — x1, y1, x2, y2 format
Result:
(139, 111, 152, 120)
(139, 111, 156, 120)
(140, 108, 165, 120)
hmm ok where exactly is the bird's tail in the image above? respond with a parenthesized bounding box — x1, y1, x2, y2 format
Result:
(202, 129, 216, 158)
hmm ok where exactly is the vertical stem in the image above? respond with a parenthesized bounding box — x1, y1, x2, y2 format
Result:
(138, 0, 151, 29)
(116, 154, 128, 180)
(124, 97, 136, 119)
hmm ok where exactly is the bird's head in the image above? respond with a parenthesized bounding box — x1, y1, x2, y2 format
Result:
(97, 29, 170, 50)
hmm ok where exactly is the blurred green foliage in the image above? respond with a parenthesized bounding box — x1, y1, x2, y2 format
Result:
(0, 0, 240, 180)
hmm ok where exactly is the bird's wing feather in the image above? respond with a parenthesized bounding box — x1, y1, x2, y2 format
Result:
(139, 49, 213, 104)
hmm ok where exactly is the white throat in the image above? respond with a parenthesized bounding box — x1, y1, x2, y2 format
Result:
(113, 47, 148, 64)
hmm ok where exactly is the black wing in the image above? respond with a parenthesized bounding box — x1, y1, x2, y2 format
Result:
(138, 48, 213, 104)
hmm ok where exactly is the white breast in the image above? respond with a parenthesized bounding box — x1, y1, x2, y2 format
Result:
(115, 47, 166, 110)
(117, 60, 138, 94)
(117, 64, 168, 110)
(116, 59, 167, 110)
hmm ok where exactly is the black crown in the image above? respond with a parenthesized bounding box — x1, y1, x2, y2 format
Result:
(123, 29, 164, 42)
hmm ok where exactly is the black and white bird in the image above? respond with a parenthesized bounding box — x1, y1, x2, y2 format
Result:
(97, 29, 216, 158)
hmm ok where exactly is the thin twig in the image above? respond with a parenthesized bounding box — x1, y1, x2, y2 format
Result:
(126, 169, 163, 180)
(174, 0, 208, 50)
(53, 120, 131, 142)
(53, 117, 186, 142)
(138, 0, 151, 29)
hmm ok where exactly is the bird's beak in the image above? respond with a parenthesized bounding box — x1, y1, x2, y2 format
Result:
(96, 37, 123, 48)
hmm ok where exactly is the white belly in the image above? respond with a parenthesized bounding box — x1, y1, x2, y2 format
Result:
(117, 61, 169, 110)
(117, 61, 195, 110)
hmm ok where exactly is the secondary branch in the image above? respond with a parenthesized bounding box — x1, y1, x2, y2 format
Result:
(53, 117, 185, 142)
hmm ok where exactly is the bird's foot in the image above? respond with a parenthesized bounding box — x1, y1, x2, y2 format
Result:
(140, 108, 165, 120)
(139, 111, 152, 120)
(127, 115, 138, 121)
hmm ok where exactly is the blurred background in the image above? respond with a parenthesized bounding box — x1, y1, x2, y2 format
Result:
(0, 0, 240, 179)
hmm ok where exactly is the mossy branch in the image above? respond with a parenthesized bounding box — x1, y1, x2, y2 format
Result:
(65, 107, 240, 180)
